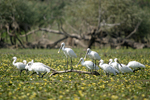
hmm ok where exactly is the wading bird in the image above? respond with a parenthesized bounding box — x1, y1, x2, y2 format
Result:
(118, 64, 133, 74)
(109, 59, 120, 73)
(109, 58, 120, 71)
(76, 58, 99, 71)
(25, 60, 50, 78)
(99, 59, 117, 76)
(12, 57, 28, 76)
(127, 61, 145, 72)
(84, 48, 101, 70)
(58, 42, 77, 70)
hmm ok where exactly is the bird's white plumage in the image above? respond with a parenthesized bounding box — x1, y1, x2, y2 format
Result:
(118, 64, 133, 73)
(58, 42, 77, 70)
(109, 58, 120, 71)
(25, 60, 50, 77)
(12, 57, 26, 70)
(127, 61, 145, 69)
(77, 58, 99, 70)
(99, 59, 117, 75)
(58, 42, 77, 58)
(84, 48, 100, 60)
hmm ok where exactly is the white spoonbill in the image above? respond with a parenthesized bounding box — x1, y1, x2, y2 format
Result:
(76, 58, 99, 71)
(99, 59, 117, 76)
(12, 57, 28, 76)
(25, 60, 50, 78)
(84, 48, 101, 70)
(118, 64, 133, 74)
(109, 58, 120, 71)
(127, 61, 145, 72)
(58, 42, 77, 70)
(109, 59, 120, 73)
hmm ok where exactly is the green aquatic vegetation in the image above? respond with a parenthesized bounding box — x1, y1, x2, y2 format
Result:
(0, 48, 150, 100)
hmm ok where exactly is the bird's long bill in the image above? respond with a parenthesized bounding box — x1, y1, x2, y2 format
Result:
(117, 60, 122, 67)
(58, 45, 62, 53)
(84, 51, 88, 60)
(76, 60, 81, 67)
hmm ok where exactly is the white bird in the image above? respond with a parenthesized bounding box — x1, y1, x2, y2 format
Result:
(84, 48, 101, 70)
(58, 42, 77, 70)
(25, 60, 50, 78)
(23, 60, 27, 64)
(99, 59, 117, 76)
(118, 64, 133, 74)
(127, 61, 145, 72)
(76, 58, 99, 71)
(109, 59, 120, 73)
(109, 58, 120, 71)
(12, 57, 28, 76)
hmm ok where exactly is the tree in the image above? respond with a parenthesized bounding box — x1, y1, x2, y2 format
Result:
(63, 0, 150, 43)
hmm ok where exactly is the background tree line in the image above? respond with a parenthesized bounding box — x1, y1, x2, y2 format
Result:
(0, 0, 150, 49)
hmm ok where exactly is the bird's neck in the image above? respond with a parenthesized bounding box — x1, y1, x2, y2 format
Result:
(62, 46, 65, 51)
(81, 60, 84, 65)
(13, 59, 16, 66)
(109, 61, 112, 65)
(100, 63, 103, 66)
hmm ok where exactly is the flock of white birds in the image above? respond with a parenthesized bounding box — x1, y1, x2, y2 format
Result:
(12, 42, 146, 78)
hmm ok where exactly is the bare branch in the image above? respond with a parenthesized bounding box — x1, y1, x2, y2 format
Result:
(5, 24, 15, 36)
(126, 20, 142, 39)
(20, 29, 39, 37)
(49, 69, 100, 77)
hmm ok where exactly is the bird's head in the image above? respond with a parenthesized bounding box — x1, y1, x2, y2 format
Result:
(84, 48, 91, 59)
(25, 62, 32, 70)
(12, 57, 17, 61)
(76, 58, 84, 67)
(87, 48, 91, 53)
(23, 60, 27, 64)
(109, 59, 113, 64)
(114, 58, 118, 62)
(58, 42, 65, 53)
(61, 42, 65, 46)
(99, 59, 104, 65)
(114, 58, 122, 67)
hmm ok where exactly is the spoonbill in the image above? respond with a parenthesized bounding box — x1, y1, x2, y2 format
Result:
(109, 59, 120, 73)
(76, 58, 99, 71)
(109, 58, 120, 71)
(118, 64, 133, 74)
(84, 48, 101, 70)
(25, 60, 50, 78)
(127, 61, 145, 72)
(12, 57, 28, 76)
(58, 42, 77, 70)
(99, 59, 117, 76)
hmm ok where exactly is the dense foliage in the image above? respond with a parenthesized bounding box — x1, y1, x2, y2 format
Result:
(0, 0, 150, 45)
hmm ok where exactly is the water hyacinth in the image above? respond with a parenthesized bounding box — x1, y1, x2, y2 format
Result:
(0, 49, 150, 100)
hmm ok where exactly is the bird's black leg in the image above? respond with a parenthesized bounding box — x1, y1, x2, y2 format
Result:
(20, 70, 23, 76)
(31, 72, 36, 76)
(67, 57, 68, 70)
(38, 73, 41, 78)
(95, 60, 96, 70)
(107, 73, 109, 77)
(41, 72, 47, 78)
(71, 58, 73, 71)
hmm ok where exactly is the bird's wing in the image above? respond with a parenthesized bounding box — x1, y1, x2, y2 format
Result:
(67, 48, 77, 58)
(93, 51, 101, 60)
